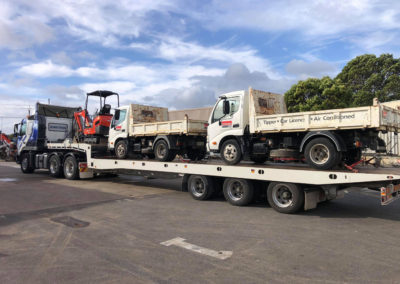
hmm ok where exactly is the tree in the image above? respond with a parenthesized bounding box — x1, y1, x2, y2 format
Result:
(284, 54, 400, 113)
(336, 54, 400, 106)
(284, 77, 352, 113)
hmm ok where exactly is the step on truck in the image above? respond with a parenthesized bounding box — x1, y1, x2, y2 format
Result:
(207, 88, 400, 169)
(108, 104, 208, 161)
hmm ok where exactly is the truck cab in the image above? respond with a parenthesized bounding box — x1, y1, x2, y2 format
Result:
(108, 105, 129, 154)
(207, 90, 249, 160)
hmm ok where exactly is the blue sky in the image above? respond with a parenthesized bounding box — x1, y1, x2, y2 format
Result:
(1, 0, 400, 133)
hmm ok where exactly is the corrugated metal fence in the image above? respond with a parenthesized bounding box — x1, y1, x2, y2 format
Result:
(380, 132, 400, 156)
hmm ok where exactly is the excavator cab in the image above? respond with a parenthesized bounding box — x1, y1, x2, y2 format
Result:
(74, 90, 119, 138)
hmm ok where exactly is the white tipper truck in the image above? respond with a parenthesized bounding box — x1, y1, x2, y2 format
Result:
(108, 104, 208, 161)
(207, 88, 400, 170)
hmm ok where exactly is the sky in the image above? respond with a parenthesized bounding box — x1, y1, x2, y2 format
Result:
(1, 0, 400, 133)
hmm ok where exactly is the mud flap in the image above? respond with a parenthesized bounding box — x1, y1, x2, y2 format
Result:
(79, 162, 94, 179)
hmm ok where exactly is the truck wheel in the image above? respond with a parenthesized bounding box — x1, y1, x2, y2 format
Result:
(49, 155, 63, 178)
(223, 178, 254, 206)
(221, 139, 242, 165)
(21, 153, 34, 173)
(154, 140, 175, 161)
(115, 140, 128, 159)
(250, 155, 267, 164)
(267, 182, 304, 214)
(304, 137, 339, 170)
(188, 175, 215, 200)
(63, 156, 79, 180)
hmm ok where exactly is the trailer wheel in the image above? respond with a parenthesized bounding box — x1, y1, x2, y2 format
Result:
(267, 182, 304, 214)
(154, 140, 175, 161)
(63, 156, 79, 180)
(21, 153, 34, 173)
(304, 137, 339, 170)
(223, 178, 254, 206)
(115, 140, 128, 159)
(49, 155, 63, 178)
(188, 175, 215, 200)
(221, 139, 242, 165)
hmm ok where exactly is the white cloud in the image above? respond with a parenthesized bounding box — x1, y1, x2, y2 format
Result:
(79, 81, 136, 94)
(285, 59, 338, 79)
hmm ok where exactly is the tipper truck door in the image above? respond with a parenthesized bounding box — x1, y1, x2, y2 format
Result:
(108, 107, 128, 150)
(208, 95, 242, 152)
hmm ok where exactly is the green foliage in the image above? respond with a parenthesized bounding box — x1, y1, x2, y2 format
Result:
(284, 77, 352, 113)
(284, 54, 400, 112)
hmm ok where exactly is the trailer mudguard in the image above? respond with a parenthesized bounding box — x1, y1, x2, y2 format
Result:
(299, 131, 347, 153)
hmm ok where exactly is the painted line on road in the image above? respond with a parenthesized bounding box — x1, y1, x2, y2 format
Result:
(0, 163, 20, 169)
(0, 178, 17, 182)
(161, 237, 232, 260)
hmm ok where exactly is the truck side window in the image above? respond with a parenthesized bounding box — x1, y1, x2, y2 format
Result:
(114, 110, 127, 126)
(212, 97, 240, 123)
(229, 97, 240, 114)
(20, 122, 26, 136)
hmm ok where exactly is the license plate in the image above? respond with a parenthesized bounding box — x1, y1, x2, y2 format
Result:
(381, 184, 400, 205)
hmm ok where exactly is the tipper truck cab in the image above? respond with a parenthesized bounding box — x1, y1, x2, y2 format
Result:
(208, 88, 400, 170)
(108, 104, 208, 161)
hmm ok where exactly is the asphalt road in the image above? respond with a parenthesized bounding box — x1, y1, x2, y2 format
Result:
(0, 161, 400, 283)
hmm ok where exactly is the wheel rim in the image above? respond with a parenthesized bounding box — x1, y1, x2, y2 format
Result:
(156, 143, 167, 158)
(22, 157, 28, 170)
(190, 177, 206, 197)
(227, 180, 244, 201)
(272, 185, 293, 208)
(309, 143, 330, 165)
(117, 144, 126, 157)
(223, 144, 238, 161)
(50, 159, 57, 173)
(65, 159, 74, 177)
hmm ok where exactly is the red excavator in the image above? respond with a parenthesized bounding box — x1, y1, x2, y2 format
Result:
(74, 90, 119, 143)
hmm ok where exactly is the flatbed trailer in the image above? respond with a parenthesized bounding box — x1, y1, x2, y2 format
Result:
(35, 141, 400, 214)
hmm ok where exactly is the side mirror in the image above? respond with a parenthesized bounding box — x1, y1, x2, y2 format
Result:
(114, 109, 120, 121)
(14, 124, 19, 136)
(223, 100, 230, 115)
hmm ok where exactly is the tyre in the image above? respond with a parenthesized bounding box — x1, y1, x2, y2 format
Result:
(250, 155, 267, 164)
(188, 175, 215, 200)
(20, 153, 34, 173)
(223, 178, 254, 206)
(220, 139, 242, 165)
(154, 140, 175, 161)
(304, 137, 339, 170)
(49, 155, 63, 178)
(186, 150, 206, 161)
(115, 140, 128, 159)
(63, 156, 79, 180)
(267, 182, 304, 214)
(0, 150, 6, 160)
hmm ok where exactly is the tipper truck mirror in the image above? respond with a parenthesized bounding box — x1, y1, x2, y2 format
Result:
(114, 109, 120, 121)
(223, 100, 230, 114)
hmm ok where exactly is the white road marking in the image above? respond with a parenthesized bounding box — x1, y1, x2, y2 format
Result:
(160, 237, 232, 260)
(0, 163, 20, 168)
(0, 178, 17, 182)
